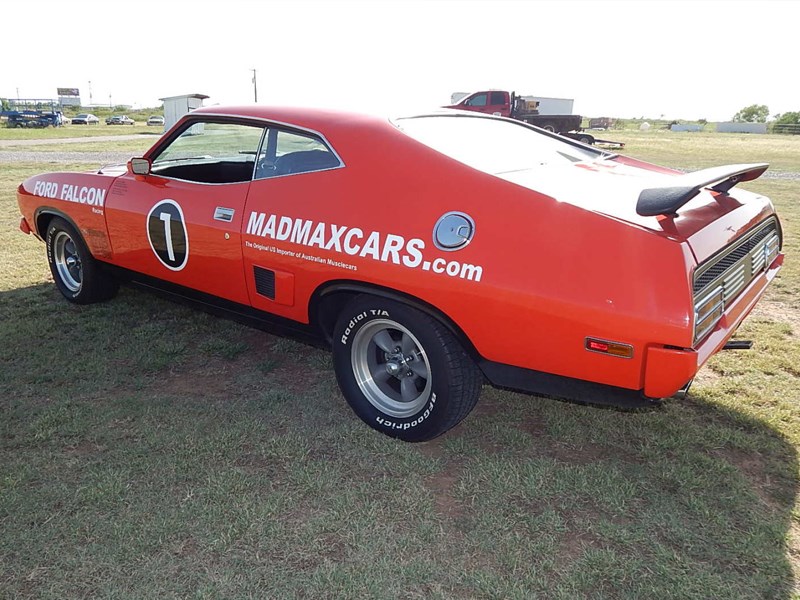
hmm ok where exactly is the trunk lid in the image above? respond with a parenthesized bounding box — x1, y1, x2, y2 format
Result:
(498, 157, 776, 264)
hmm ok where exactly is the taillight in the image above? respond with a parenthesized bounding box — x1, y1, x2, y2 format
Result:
(585, 337, 634, 358)
(694, 286, 724, 342)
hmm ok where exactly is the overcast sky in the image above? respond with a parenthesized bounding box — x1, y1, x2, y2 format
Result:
(3, 0, 797, 120)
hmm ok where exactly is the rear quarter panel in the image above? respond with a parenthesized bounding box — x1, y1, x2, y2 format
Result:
(242, 120, 696, 392)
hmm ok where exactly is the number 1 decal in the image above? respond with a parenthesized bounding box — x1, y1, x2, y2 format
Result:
(147, 199, 189, 271)
(159, 212, 176, 261)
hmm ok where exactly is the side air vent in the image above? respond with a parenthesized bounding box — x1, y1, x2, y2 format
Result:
(254, 266, 276, 299)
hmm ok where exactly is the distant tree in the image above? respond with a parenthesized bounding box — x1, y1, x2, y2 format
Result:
(732, 104, 769, 123)
(0, 98, 9, 112)
(773, 111, 800, 134)
(774, 111, 800, 125)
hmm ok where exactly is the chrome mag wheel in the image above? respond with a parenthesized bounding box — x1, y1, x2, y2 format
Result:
(350, 319, 432, 418)
(53, 230, 82, 293)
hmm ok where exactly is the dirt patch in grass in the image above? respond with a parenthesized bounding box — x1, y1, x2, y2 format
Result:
(554, 527, 603, 567)
(546, 439, 638, 466)
(160, 357, 236, 399)
(713, 447, 789, 513)
(426, 470, 464, 520)
(518, 411, 548, 439)
(694, 366, 723, 385)
(62, 440, 105, 457)
(752, 300, 800, 338)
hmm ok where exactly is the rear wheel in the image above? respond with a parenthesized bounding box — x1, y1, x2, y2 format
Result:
(540, 122, 556, 132)
(333, 296, 483, 442)
(46, 217, 118, 304)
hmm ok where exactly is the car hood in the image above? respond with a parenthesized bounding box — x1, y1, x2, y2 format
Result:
(498, 158, 774, 263)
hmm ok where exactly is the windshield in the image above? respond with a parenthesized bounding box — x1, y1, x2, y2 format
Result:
(394, 114, 601, 175)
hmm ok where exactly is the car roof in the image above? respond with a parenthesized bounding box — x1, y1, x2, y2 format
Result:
(191, 105, 388, 137)
(186, 105, 529, 146)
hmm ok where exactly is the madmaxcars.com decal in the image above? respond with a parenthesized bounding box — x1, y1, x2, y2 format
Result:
(246, 212, 483, 282)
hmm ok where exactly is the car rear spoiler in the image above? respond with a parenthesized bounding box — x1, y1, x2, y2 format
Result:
(636, 163, 769, 217)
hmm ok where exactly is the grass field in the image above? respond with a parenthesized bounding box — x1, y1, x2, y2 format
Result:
(1, 130, 799, 599)
(0, 122, 162, 141)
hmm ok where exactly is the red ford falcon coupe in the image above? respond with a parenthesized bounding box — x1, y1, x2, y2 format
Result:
(17, 106, 783, 441)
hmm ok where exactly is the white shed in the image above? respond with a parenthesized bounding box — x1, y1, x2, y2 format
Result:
(716, 122, 768, 134)
(522, 96, 575, 115)
(159, 93, 209, 131)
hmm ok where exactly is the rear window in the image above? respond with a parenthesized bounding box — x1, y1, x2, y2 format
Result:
(394, 114, 600, 175)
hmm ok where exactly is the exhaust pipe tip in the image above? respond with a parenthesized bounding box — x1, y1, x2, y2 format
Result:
(672, 379, 694, 400)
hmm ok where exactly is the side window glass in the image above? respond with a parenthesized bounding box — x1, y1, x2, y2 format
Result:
(465, 94, 488, 107)
(151, 122, 264, 184)
(255, 128, 341, 179)
(490, 92, 505, 105)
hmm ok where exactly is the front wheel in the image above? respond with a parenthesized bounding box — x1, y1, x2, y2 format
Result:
(46, 217, 118, 304)
(333, 296, 483, 442)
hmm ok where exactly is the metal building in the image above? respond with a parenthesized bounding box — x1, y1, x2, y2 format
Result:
(159, 93, 209, 131)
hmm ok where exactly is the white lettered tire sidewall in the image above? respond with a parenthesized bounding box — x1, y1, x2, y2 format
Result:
(45, 217, 118, 305)
(333, 297, 480, 442)
(47, 218, 86, 302)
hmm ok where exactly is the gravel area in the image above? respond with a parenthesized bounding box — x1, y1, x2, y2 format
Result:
(672, 167, 800, 181)
(0, 134, 154, 164)
(0, 150, 133, 164)
(0, 134, 156, 147)
(762, 171, 800, 181)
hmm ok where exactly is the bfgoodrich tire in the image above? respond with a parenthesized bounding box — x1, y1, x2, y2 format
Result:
(333, 296, 483, 442)
(46, 217, 118, 304)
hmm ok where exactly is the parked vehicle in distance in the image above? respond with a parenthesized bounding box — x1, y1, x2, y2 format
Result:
(106, 115, 135, 125)
(445, 90, 582, 134)
(15, 106, 784, 442)
(147, 115, 165, 126)
(589, 117, 616, 130)
(445, 91, 625, 147)
(71, 114, 100, 125)
(1, 100, 68, 128)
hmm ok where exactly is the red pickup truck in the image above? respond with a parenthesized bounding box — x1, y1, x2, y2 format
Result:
(445, 90, 592, 142)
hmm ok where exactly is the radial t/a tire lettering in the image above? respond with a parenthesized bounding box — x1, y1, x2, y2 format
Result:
(45, 217, 118, 304)
(333, 296, 483, 442)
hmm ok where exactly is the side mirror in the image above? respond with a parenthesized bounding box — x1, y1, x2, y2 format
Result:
(129, 157, 151, 176)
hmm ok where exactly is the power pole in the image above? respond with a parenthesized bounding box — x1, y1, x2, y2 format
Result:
(251, 69, 258, 103)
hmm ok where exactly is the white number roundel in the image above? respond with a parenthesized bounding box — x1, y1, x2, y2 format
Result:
(147, 199, 189, 271)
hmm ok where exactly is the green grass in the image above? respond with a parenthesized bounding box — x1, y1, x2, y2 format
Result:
(1, 132, 800, 598)
(609, 129, 800, 173)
